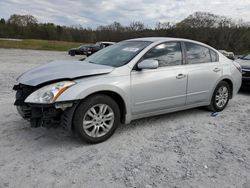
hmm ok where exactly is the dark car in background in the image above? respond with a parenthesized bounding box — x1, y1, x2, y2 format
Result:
(68, 42, 115, 56)
(83, 41, 115, 56)
(236, 53, 250, 88)
(68, 44, 91, 56)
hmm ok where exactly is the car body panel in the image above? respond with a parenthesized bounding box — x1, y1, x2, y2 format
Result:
(17, 60, 114, 86)
(185, 62, 223, 104)
(130, 66, 187, 114)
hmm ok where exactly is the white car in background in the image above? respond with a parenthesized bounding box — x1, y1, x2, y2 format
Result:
(218, 50, 235, 60)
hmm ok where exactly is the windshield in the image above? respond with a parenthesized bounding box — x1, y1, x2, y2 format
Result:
(84, 41, 152, 67)
(242, 54, 250, 60)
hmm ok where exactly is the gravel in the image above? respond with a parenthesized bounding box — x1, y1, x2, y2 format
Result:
(0, 48, 249, 188)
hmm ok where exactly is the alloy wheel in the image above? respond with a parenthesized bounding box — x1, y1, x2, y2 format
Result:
(82, 104, 114, 138)
(215, 86, 229, 108)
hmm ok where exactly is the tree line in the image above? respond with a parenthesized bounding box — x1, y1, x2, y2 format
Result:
(0, 12, 250, 54)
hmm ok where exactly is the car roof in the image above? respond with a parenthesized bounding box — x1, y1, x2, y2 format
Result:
(127, 37, 217, 51)
(127, 37, 202, 43)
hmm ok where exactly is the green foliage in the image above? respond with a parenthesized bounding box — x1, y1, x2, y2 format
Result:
(0, 13, 249, 54)
(0, 39, 83, 51)
(8, 14, 38, 26)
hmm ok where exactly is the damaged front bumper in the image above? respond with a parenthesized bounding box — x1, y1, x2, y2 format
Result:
(13, 84, 79, 130)
(19, 102, 79, 130)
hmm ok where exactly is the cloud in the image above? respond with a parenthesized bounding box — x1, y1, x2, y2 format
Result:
(0, 0, 250, 28)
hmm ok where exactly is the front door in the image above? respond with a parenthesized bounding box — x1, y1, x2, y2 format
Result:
(131, 42, 187, 114)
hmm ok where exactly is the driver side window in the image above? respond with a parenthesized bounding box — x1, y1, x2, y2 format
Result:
(143, 42, 183, 67)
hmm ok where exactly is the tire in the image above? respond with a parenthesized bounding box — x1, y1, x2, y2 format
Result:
(208, 81, 230, 112)
(70, 51, 75, 56)
(73, 94, 120, 144)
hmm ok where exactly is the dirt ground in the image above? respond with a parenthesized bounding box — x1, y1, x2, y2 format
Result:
(0, 48, 249, 188)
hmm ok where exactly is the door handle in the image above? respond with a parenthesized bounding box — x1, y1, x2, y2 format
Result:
(213, 67, 221, 72)
(176, 74, 186, 79)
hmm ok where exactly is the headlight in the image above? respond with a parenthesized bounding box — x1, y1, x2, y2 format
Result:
(25, 81, 76, 104)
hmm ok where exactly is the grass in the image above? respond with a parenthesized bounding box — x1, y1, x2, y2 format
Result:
(0, 39, 84, 51)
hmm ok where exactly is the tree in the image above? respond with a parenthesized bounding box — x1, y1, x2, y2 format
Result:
(176, 12, 233, 28)
(97, 22, 124, 32)
(1, 12, 250, 54)
(0, 18, 5, 24)
(129, 21, 145, 31)
(155, 22, 173, 30)
(8, 14, 38, 26)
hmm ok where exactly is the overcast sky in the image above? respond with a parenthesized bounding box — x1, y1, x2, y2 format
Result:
(0, 0, 250, 28)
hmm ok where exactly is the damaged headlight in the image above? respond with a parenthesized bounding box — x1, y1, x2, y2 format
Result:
(25, 81, 76, 104)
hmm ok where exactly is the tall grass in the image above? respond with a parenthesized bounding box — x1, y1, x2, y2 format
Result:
(0, 39, 85, 51)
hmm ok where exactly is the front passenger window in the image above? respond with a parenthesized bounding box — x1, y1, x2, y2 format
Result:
(143, 42, 183, 67)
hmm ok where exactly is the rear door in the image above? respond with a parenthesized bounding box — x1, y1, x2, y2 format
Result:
(183, 42, 222, 104)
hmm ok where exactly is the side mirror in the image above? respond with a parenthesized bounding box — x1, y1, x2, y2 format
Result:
(137, 59, 159, 70)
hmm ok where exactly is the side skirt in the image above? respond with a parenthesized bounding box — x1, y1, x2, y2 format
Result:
(125, 102, 209, 124)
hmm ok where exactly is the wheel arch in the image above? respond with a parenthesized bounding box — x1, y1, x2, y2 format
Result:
(221, 78, 233, 99)
(83, 90, 127, 124)
(209, 76, 234, 102)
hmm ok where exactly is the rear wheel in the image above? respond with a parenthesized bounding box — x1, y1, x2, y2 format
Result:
(208, 81, 230, 112)
(73, 94, 120, 144)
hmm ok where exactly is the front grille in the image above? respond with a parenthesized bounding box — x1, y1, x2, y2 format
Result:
(243, 72, 250, 77)
(242, 68, 250, 77)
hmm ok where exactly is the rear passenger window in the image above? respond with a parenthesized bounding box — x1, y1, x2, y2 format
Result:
(185, 42, 211, 64)
(210, 49, 218, 62)
(143, 42, 183, 67)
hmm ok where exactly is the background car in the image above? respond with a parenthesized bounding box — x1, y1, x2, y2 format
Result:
(68, 44, 91, 56)
(14, 37, 242, 143)
(218, 50, 235, 60)
(235, 53, 250, 88)
(83, 41, 115, 56)
(68, 42, 115, 57)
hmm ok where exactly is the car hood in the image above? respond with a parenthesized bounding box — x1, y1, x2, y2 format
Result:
(17, 60, 114, 86)
(235, 59, 250, 68)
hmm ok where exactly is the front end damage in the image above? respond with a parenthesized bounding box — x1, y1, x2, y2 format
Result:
(13, 84, 79, 130)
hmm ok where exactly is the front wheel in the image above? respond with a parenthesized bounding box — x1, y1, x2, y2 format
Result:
(208, 81, 230, 112)
(73, 94, 120, 144)
(69, 51, 75, 56)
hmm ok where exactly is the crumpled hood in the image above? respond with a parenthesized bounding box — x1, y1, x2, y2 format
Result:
(17, 60, 114, 86)
(235, 59, 250, 69)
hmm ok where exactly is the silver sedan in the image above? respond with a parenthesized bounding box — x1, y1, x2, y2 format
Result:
(14, 37, 242, 143)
